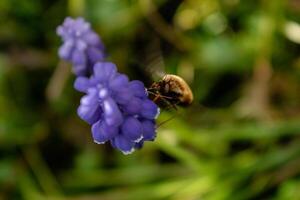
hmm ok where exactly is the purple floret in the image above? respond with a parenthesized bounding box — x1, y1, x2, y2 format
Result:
(75, 62, 160, 154)
(57, 17, 105, 76)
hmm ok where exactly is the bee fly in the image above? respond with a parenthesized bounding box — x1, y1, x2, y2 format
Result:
(147, 74, 193, 110)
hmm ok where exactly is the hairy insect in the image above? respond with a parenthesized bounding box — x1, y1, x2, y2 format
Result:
(147, 74, 193, 109)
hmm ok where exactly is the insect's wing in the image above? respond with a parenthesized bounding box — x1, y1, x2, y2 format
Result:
(143, 38, 166, 82)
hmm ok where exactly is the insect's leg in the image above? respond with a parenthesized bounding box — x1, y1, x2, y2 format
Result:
(170, 102, 178, 111)
(153, 95, 160, 103)
(147, 90, 178, 111)
(146, 90, 159, 103)
(157, 103, 182, 128)
(157, 114, 177, 128)
(160, 97, 178, 111)
(147, 90, 173, 100)
(147, 88, 155, 93)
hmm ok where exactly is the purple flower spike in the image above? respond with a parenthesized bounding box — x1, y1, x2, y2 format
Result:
(57, 17, 160, 154)
(57, 17, 105, 76)
(75, 61, 160, 154)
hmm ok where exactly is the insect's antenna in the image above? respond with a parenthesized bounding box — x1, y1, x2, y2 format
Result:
(146, 88, 155, 93)
(147, 90, 173, 100)
(146, 90, 156, 95)
(157, 101, 182, 128)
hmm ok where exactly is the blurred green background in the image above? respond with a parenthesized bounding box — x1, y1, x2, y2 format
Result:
(1, 0, 300, 199)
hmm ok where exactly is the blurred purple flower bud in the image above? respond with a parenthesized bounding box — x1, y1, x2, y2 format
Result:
(57, 17, 105, 76)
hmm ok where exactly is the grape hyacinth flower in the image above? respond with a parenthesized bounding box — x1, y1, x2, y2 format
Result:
(57, 17, 105, 76)
(75, 62, 160, 154)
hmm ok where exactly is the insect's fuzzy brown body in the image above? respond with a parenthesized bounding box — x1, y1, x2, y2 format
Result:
(148, 74, 193, 109)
